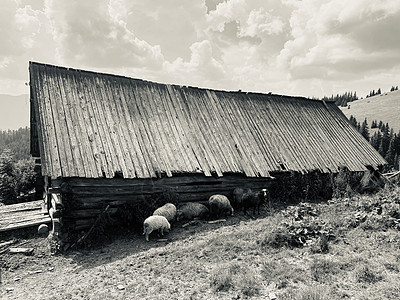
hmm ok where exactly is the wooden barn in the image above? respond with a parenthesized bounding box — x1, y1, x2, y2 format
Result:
(29, 62, 386, 238)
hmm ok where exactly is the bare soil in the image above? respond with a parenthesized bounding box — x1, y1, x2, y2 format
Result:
(1, 189, 400, 300)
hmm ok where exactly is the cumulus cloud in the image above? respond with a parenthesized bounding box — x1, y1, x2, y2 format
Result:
(1, 0, 400, 99)
(0, 1, 41, 65)
(278, 0, 400, 82)
(45, 0, 165, 69)
(164, 40, 227, 87)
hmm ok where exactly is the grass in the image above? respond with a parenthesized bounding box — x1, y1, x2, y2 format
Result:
(340, 89, 400, 132)
(1, 187, 400, 299)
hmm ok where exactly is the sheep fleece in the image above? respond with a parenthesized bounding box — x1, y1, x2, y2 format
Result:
(143, 215, 171, 241)
(153, 203, 177, 222)
(177, 202, 209, 221)
(209, 194, 234, 217)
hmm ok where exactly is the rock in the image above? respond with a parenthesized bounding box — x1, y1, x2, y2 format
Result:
(117, 284, 125, 290)
(38, 224, 49, 235)
(269, 292, 277, 299)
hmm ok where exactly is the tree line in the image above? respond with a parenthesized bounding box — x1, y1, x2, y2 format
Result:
(0, 127, 31, 161)
(349, 116, 400, 171)
(325, 85, 399, 107)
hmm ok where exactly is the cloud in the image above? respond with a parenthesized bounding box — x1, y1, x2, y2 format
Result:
(164, 40, 227, 88)
(45, 0, 165, 69)
(278, 0, 400, 81)
(0, 1, 41, 64)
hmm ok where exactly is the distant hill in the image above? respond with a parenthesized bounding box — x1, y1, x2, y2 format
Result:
(340, 90, 400, 132)
(0, 94, 30, 130)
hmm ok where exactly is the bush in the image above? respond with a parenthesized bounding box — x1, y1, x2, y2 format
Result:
(210, 262, 260, 297)
(354, 265, 382, 284)
(0, 149, 36, 205)
(210, 266, 233, 292)
(310, 258, 339, 282)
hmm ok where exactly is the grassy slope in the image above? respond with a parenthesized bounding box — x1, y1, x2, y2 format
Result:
(340, 90, 400, 132)
(1, 187, 400, 300)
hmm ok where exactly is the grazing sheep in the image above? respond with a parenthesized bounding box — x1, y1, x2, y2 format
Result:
(242, 188, 269, 216)
(176, 202, 209, 221)
(143, 215, 171, 241)
(232, 187, 245, 209)
(208, 194, 234, 219)
(153, 203, 177, 223)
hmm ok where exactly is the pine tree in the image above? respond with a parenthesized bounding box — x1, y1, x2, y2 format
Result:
(359, 118, 370, 141)
(385, 137, 396, 166)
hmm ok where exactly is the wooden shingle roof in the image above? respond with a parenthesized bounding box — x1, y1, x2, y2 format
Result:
(29, 62, 387, 179)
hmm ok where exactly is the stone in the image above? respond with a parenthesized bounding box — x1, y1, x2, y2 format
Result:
(38, 224, 49, 235)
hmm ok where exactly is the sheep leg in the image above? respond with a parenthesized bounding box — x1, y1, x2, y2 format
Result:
(145, 228, 152, 242)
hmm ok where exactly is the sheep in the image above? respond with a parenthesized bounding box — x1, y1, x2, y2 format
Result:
(242, 188, 269, 216)
(153, 203, 177, 223)
(176, 202, 209, 222)
(232, 187, 245, 209)
(143, 215, 171, 241)
(208, 194, 234, 219)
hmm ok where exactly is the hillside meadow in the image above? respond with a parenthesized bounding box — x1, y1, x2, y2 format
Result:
(1, 186, 400, 300)
(340, 89, 400, 132)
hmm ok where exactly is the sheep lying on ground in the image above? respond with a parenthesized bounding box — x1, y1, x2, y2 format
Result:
(208, 194, 234, 219)
(176, 202, 209, 221)
(153, 203, 177, 223)
(143, 215, 171, 241)
(242, 188, 269, 216)
(232, 187, 245, 209)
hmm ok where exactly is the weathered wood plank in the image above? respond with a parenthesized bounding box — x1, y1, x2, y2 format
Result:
(35, 65, 61, 178)
(57, 68, 87, 177)
(117, 79, 146, 178)
(125, 81, 157, 178)
(67, 71, 95, 178)
(119, 79, 150, 178)
(167, 86, 203, 173)
(104, 76, 136, 178)
(29, 65, 48, 175)
(137, 83, 170, 176)
(175, 88, 212, 176)
(47, 67, 74, 177)
(217, 92, 255, 176)
(0, 217, 51, 232)
(163, 85, 195, 173)
(98, 76, 129, 177)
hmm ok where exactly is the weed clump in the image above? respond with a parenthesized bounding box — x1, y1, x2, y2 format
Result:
(210, 262, 260, 297)
(354, 265, 382, 284)
(310, 258, 340, 283)
(259, 203, 335, 250)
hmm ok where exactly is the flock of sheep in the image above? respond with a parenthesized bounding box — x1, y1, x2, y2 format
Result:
(143, 188, 269, 241)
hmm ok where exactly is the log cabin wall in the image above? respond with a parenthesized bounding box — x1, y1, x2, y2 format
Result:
(60, 174, 275, 231)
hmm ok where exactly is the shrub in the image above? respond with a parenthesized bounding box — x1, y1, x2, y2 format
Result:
(210, 265, 234, 292)
(354, 265, 382, 284)
(210, 263, 260, 297)
(0, 149, 36, 205)
(259, 226, 300, 249)
(310, 258, 339, 282)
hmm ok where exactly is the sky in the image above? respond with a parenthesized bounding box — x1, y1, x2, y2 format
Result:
(1, 0, 400, 129)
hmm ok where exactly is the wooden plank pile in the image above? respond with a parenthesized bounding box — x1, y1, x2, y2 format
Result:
(0, 200, 51, 232)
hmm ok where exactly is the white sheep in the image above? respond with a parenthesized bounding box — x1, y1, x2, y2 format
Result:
(153, 203, 177, 223)
(143, 215, 171, 241)
(208, 194, 234, 219)
(176, 202, 209, 221)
